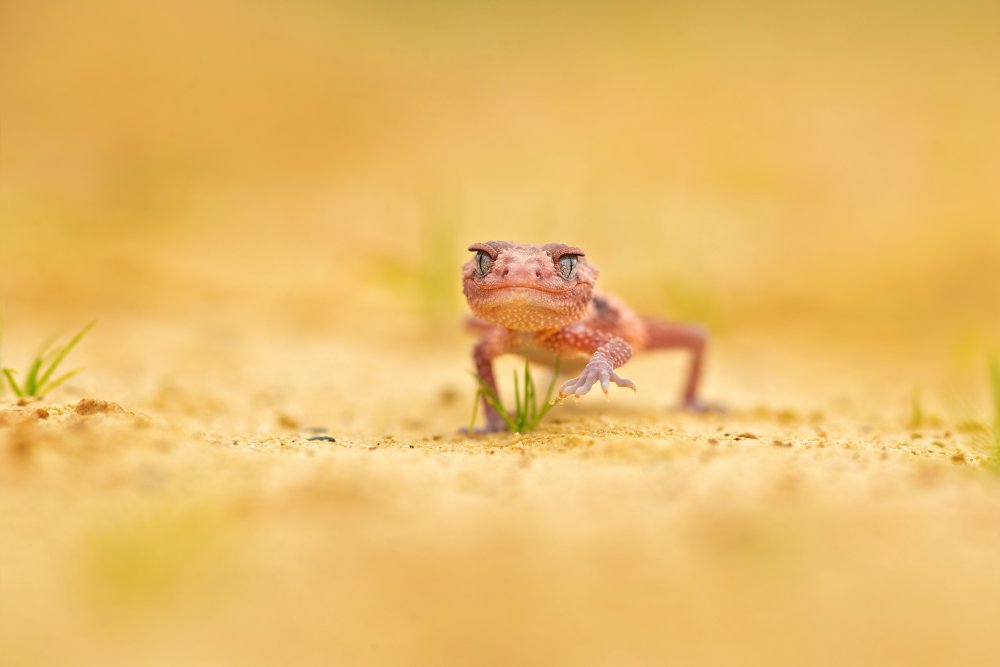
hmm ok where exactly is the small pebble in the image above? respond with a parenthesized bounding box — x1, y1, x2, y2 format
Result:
(275, 412, 300, 429)
(307, 435, 337, 443)
(75, 398, 126, 416)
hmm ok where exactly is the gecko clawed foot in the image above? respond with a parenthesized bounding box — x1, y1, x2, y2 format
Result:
(559, 360, 636, 398)
(461, 414, 510, 435)
(680, 398, 727, 414)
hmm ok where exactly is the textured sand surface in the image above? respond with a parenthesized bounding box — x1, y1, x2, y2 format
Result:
(3, 324, 1000, 667)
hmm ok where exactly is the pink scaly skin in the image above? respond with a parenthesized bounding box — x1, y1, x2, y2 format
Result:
(463, 240, 717, 432)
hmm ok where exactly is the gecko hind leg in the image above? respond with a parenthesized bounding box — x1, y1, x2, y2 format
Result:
(642, 318, 722, 413)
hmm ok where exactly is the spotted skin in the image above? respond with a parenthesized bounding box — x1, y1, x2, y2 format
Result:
(463, 241, 715, 432)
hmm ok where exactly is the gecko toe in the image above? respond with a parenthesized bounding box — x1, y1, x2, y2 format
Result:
(560, 364, 635, 399)
(577, 373, 599, 396)
(609, 372, 636, 392)
(559, 379, 579, 397)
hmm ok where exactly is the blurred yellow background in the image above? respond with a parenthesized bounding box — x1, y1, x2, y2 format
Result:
(4, 0, 999, 346)
(4, 3, 1000, 667)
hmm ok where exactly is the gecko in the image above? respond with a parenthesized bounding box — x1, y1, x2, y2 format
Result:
(463, 240, 716, 432)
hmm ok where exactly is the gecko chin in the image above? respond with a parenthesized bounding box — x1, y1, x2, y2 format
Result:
(469, 286, 592, 331)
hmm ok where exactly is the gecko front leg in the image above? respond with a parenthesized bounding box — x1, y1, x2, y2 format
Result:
(472, 327, 512, 432)
(545, 326, 637, 398)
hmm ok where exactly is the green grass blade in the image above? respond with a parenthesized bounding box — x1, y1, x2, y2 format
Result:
(33, 332, 61, 362)
(4, 369, 24, 399)
(514, 362, 521, 430)
(513, 369, 521, 422)
(36, 321, 96, 393)
(469, 386, 481, 432)
(525, 360, 533, 412)
(482, 391, 517, 431)
(526, 361, 537, 427)
(38, 368, 85, 398)
(27, 333, 63, 395)
(469, 370, 517, 431)
(532, 358, 563, 426)
(478, 382, 505, 411)
(470, 359, 563, 434)
(469, 372, 499, 405)
(42, 344, 65, 365)
(24, 356, 45, 396)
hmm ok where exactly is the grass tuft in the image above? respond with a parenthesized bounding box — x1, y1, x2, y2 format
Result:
(470, 358, 561, 433)
(2, 321, 96, 400)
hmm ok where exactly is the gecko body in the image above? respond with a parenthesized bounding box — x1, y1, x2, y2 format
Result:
(463, 241, 714, 432)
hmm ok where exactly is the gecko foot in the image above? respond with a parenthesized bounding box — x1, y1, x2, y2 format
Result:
(680, 399, 727, 414)
(559, 360, 636, 398)
(461, 417, 509, 435)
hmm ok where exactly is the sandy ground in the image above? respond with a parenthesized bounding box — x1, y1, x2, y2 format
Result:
(3, 318, 1000, 667)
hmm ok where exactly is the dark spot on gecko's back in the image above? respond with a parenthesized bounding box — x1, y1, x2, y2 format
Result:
(591, 295, 620, 327)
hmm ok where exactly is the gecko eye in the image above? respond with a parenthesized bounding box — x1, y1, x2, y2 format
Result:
(558, 254, 579, 280)
(475, 251, 493, 276)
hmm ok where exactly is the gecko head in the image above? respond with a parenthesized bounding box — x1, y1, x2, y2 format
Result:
(462, 241, 598, 331)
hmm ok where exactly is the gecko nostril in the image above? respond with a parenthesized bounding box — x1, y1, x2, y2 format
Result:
(535, 270, 542, 279)
(502, 268, 509, 277)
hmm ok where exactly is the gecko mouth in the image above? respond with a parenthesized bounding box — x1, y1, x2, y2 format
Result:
(476, 283, 575, 295)
(468, 282, 591, 330)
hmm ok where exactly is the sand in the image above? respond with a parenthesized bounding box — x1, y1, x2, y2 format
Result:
(3, 320, 1000, 667)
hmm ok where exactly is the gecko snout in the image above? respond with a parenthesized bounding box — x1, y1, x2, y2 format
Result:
(500, 261, 546, 283)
